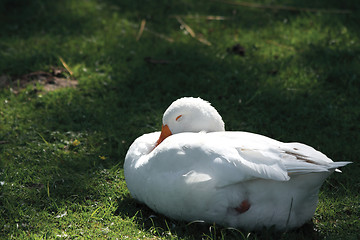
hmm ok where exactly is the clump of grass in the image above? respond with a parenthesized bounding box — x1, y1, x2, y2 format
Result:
(1, 0, 359, 239)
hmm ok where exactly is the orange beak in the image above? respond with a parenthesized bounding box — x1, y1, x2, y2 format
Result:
(155, 124, 172, 147)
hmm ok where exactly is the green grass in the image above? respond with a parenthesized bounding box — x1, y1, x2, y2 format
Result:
(1, 0, 359, 239)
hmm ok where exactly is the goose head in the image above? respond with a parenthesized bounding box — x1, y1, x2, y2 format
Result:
(155, 97, 225, 147)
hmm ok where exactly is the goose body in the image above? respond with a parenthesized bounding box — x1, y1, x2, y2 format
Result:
(124, 97, 350, 230)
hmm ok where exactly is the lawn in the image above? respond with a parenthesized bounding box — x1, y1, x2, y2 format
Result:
(0, 0, 359, 239)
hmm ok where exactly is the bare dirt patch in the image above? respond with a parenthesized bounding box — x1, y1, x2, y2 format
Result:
(0, 67, 77, 94)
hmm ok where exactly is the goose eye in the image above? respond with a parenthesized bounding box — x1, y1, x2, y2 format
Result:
(175, 115, 183, 121)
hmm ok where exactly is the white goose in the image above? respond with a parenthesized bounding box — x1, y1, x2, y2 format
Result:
(124, 97, 351, 230)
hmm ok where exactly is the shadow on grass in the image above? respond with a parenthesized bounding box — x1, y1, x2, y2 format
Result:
(2, 39, 359, 239)
(0, 0, 104, 38)
(115, 196, 323, 240)
(25, 41, 358, 238)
